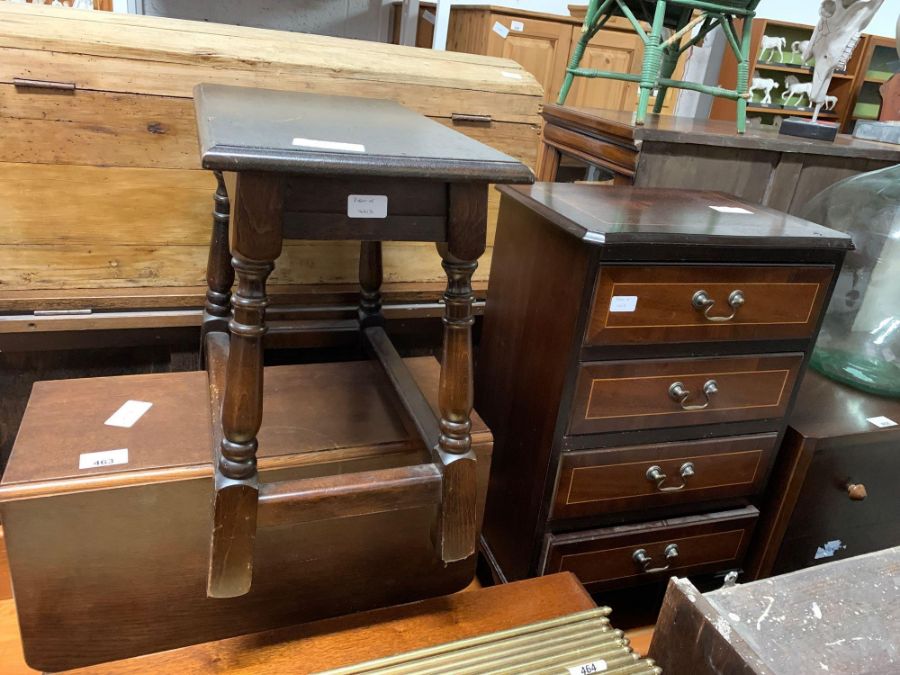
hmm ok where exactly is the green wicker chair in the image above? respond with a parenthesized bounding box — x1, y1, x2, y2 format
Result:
(558, 0, 761, 132)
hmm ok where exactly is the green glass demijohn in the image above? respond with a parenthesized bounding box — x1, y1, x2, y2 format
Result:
(802, 164, 900, 397)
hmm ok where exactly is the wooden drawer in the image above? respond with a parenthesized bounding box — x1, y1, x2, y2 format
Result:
(585, 265, 833, 345)
(552, 433, 777, 520)
(540, 506, 758, 591)
(569, 353, 803, 434)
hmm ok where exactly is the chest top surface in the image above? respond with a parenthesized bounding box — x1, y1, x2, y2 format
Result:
(499, 183, 853, 249)
(194, 84, 533, 182)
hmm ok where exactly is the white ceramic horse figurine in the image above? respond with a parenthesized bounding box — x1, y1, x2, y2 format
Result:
(782, 75, 813, 107)
(792, 40, 812, 65)
(824, 94, 838, 110)
(749, 76, 779, 105)
(760, 35, 786, 63)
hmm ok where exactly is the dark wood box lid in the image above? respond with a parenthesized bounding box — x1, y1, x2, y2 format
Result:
(499, 183, 853, 249)
(0, 357, 489, 496)
(194, 84, 534, 183)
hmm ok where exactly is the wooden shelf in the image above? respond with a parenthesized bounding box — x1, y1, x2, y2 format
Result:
(747, 106, 838, 119)
(755, 63, 852, 79)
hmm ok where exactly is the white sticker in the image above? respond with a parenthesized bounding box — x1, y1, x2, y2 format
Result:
(292, 137, 365, 153)
(568, 661, 608, 675)
(348, 194, 388, 219)
(492, 21, 510, 38)
(501, 71, 524, 80)
(710, 205, 754, 214)
(104, 400, 152, 429)
(814, 539, 845, 559)
(609, 295, 638, 313)
(79, 448, 129, 470)
(422, 9, 435, 24)
(510, 20, 525, 31)
(868, 416, 898, 428)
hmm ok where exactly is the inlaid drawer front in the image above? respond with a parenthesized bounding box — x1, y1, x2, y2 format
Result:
(585, 265, 833, 345)
(540, 507, 758, 590)
(569, 353, 803, 435)
(552, 434, 778, 520)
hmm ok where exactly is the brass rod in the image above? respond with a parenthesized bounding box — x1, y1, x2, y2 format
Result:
(598, 660, 662, 675)
(363, 622, 616, 675)
(317, 608, 612, 675)
(426, 632, 627, 675)
(487, 640, 638, 675)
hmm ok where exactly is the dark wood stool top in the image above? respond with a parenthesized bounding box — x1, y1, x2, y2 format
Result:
(195, 83, 533, 182)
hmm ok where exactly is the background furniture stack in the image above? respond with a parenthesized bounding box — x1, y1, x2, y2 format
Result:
(0, 2, 541, 472)
(476, 183, 850, 600)
(711, 16, 896, 132)
(392, 2, 683, 112)
(748, 370, 900, 579)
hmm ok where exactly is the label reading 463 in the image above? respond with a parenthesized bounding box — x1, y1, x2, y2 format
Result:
(348, 194, 388, 219)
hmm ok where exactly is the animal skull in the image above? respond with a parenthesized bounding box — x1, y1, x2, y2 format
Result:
(804, 0, 885, 106)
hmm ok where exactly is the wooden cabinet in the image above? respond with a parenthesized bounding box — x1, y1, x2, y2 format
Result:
(475, 183, 850, 591)
(394, 3, 680, 111)
(553, 27, 642, 110)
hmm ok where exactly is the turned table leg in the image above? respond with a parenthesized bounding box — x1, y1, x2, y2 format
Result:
(433, 183, 487, 562)
(208, 172, 284, 598)
(202, 171, 234, 339)
(358, 240, 384, 328)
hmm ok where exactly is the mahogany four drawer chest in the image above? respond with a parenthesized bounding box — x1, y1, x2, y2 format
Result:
(475, 183, 851, 594)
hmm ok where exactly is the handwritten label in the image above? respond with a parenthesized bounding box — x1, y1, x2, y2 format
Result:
(710, 205, 753, 214)
(292, 137, 365, 153)
(568, 660, 608, 675)
(422, 9, 436, 24)
(510, 20, 525, 31)
(492, 21, 510, 38)
(868, 416, 898, 428)
(501, 71, 523, 80)
(609, 295, 638, 313)
(79, 448, 129, 470)
(348, 195, 388, 219)
(104, 400, 152, 428)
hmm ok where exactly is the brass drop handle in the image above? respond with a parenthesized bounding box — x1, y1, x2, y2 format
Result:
(633, 543, 679, 573)
(669, 379, 718, 411)
(847, 483, 867, 500)
(646, 462, 695, 492)
(692, 289, 745, 322)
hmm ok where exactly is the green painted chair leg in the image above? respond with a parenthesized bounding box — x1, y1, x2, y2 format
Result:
(557, 71, 576, 105)
(636, 0, 667, 125)
(653, 49, 681, 114)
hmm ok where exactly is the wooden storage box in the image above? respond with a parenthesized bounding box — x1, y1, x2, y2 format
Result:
(0, 357, 491, 671)
(0, 3, 541, 321)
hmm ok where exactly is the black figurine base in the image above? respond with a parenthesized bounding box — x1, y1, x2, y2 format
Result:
(779, 117, 839, 142)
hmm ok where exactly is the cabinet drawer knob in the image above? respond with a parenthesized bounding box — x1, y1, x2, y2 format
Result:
(692, 289, 745, 322)
(668, 379, 718, 411)
(646, 462, 695, 492)
(847, 483, 867, 500)
(632, 543, 679, 573)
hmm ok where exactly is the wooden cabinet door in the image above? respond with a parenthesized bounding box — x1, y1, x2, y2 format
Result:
(559, 27, 642, 110)
(486, 13, 572, 102)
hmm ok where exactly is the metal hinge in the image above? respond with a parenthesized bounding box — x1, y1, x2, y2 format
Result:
(13, 77, 76, 92)
(451, 113, 493, 124)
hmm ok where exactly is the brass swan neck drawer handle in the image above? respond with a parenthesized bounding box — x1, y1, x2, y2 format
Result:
(668, 379, 718, 410)
(692, 289, 745, 322)
(646, 462, 695, 492)
(633, 544, 679, 573)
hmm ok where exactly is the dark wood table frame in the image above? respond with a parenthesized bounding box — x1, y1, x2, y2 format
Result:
(194, 84, 531, 598)
(538, 106, 900, 215)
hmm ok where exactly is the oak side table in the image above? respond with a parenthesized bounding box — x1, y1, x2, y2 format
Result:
(194, 84, 532, 598)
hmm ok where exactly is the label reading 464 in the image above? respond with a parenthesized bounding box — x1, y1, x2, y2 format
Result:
(568, 660, 608, 675)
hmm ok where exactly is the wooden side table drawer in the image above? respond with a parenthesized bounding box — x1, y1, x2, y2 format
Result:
(552, 433, 778, 520)
(569, 353, 803, 434)
(585, 265, 833, 346)
(540, 507, 758, 591)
